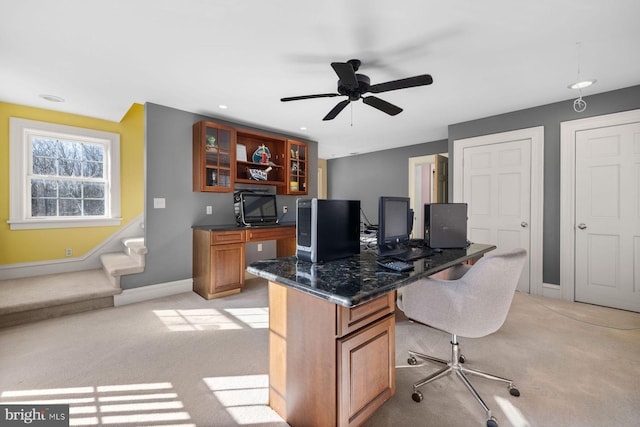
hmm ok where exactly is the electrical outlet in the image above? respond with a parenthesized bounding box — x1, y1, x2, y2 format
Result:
(283, 206, 288, 214)
(206, 206, 212, 215)
(257, 243, 263, 252)
(65, 248, 73, 257)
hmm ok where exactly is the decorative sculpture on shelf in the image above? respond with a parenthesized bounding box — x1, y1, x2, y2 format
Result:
(252, 144, 271, 164)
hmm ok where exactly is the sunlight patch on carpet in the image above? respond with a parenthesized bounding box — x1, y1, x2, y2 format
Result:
(203, 374, 285, 425)
(494, 395, 531, 427)
(153, 308, 242, 331)
(224, 307, 269, 328)
(153, 307, 269, 331)
(1, 382, 195, 426)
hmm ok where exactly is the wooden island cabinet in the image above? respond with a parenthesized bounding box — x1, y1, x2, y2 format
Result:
(247, 243, 497, 426)
(268, 283, 396, 427)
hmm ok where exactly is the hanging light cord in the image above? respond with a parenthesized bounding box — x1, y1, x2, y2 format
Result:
(573, 42, 587, 113)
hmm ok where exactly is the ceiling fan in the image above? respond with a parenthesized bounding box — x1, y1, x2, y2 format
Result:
(280, 59, 433, 121)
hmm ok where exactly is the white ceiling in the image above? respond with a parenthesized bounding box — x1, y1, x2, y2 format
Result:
(2, 0, 639, 158)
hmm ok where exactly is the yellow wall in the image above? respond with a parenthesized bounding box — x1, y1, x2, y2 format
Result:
(0, 102, 144, 265)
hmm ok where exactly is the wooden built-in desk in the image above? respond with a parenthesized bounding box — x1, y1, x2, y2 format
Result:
(248, 243, 496, 427)
(192, 222, 296, 299)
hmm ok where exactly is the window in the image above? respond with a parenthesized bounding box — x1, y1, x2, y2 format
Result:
(9, 118, 121, 230)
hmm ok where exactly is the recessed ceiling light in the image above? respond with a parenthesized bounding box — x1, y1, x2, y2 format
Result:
(39, 94, 65, 102)
(218, 104, 228, 109)
(300, 126, 307, 131)
(568, 80, 596, 90)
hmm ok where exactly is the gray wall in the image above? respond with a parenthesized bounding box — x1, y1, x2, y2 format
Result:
(327, 140, 448, 225)
(327, 85, 640, 286)
(448, 84, 640, 285)
(121, 103, 318, 289)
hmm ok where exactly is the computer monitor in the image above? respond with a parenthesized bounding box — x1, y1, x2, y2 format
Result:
(377, 196, 413, 253)
(234, 192, 278, 226)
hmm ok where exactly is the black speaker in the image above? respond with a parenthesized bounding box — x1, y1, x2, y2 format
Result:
(424, 203, 468, 248)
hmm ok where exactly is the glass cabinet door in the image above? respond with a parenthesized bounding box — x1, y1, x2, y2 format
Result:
(287, 140, 307, 195)
(193, 121, 235, 192)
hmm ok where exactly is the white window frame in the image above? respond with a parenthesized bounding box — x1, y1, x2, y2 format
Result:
(8, 117, 121, 230)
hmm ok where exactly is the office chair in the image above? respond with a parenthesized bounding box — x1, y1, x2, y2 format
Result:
(397, 248, 527, 427)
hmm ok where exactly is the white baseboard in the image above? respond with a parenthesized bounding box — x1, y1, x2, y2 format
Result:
(114, 278, 193, 306)
(542, 282, 562, 300)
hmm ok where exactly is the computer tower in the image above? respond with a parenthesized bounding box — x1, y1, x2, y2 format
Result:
(296, 199, 361, 262)
(424, 203, 468, 248)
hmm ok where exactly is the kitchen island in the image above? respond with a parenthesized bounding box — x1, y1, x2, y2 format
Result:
(247, 243, 495, 427)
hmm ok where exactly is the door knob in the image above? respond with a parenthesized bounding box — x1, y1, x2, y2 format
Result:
(578, 223, 587, 230)
(521, 221, 528, 228)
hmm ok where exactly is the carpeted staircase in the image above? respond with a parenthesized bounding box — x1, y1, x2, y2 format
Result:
(0, 237, 147, 328)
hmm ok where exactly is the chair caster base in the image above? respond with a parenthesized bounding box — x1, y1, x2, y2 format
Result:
(411, 391, 423, 402)
(487, 417, 498, 427)
(509, 385, 520, 397)
(408, 356, 418, 365)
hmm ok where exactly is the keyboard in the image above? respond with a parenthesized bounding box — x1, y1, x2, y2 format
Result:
(391, 247, 434, 262)
(376, 258, 414, 272)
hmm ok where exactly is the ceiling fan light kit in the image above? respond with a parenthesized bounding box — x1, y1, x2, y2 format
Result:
(280, 59, 433, 121)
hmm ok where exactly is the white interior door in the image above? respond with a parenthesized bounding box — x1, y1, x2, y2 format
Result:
(462, 140, 531, 293)
(574, 122, 640, 311)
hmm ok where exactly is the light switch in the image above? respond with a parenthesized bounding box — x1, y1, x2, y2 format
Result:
(154, 198, 166, 209)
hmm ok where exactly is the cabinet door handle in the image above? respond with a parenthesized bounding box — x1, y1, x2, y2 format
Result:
(521, 221, 528, 228)
(577, 223, 587, 230)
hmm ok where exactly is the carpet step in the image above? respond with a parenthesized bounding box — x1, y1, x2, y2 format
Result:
(0, 297, 115, 328)
(0, 269, 121, 328)
(100, 253, 145, 287)
(99, 237, 147, 287)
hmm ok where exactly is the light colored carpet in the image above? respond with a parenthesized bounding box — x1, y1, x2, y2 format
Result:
(1, 278, 639, 427)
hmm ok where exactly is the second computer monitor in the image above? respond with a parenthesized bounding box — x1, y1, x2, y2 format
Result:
(378, 196, 413, 253)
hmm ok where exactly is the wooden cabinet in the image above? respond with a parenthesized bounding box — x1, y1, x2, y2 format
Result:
(192, 121, 236, 192)
(285, 140, 308, 195)
(193, 226, 296, 300)
(268, 284, 395, 426)
(193, 121, 308, 195)
(193, 229, 246, 299)
(338, 316, 395, 427)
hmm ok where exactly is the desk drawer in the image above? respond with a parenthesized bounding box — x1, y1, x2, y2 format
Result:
(336, 292, 395, 337)
(247, 226, 295, 242)
(211, 230, 246, 245)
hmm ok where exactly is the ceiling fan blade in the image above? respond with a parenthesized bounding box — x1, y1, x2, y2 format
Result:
(362, 96, 403, 116)
(323, 99, 350, 121)
(368, 74, 433, 94)
(331, 62, 358, 89)
(281, 93, 341, 102)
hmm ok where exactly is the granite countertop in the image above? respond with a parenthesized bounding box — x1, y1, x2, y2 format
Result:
(192, 221, 296, 231)
(247, 243, 496, 307)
